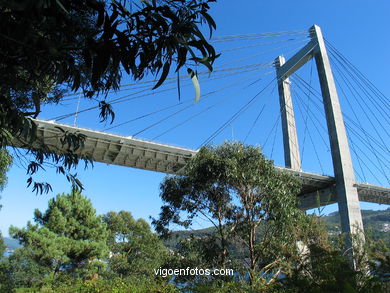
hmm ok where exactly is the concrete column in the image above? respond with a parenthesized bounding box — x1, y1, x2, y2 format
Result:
(310, 25, 364, 249)
(275, 56, 301, 171)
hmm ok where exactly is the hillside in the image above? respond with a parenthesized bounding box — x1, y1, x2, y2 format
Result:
(322, 208, 390, 246)
(165, 208, 390, 251)
(3, 237, 22, 251)
(4, 209, 389, 252)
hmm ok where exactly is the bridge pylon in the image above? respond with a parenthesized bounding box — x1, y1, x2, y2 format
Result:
(275, 25, 364, 264)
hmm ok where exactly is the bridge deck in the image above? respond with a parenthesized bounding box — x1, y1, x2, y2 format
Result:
(11, 119, 390, 209)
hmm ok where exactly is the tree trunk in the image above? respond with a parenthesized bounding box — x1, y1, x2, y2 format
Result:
(249, 226, 256, 284)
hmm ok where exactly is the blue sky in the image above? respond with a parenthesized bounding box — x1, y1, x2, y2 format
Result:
(1, 0, 389, 237)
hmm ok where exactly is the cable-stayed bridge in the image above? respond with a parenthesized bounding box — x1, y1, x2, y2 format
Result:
(13, 118, 389, 211)
(10, 25, 390, 241)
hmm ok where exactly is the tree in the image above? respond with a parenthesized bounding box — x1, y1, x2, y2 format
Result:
(0, 149, 12, 192)
(0, 231, 5, 258)
(0, 246, 51, 290)
(0, 0, 218, 192)
(0, 149, 12, 258)
(103, 210, 168, 278)
(152, 141, 304, 283)
(283, 215, 385, 293)
(0, 148, 12, 210)
(9, 190, 108, 280)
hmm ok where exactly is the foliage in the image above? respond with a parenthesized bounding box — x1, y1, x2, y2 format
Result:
(0, 0, 218, 108)
(153, 141, 304, 284)
(8, 189, 109, 285)
(0, 246, 51, 290)
(189, 280, 292, 293)
(0, 0, 218, 193)
(0, 148, 12, 262)
(0, 231, 5, 258)
(160, 234, 237, 286)
(281, 215, 387, 293)
(102, 210, 168, 278)
(0, 148, 12, 192)
(0, 193, 179, 291)
(0, 148, 12, 223)
(1, 197, 389, 292)
(161, 211, 390, 292)
(11, 277, 178, 293)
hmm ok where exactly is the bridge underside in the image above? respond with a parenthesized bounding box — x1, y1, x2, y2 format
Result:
(11, 119, 390, 210)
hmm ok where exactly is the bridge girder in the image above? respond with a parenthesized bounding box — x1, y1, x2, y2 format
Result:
(11, 119, 390, 210)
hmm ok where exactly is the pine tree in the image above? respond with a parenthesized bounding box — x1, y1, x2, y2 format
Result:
(9, 190, 108, 277)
